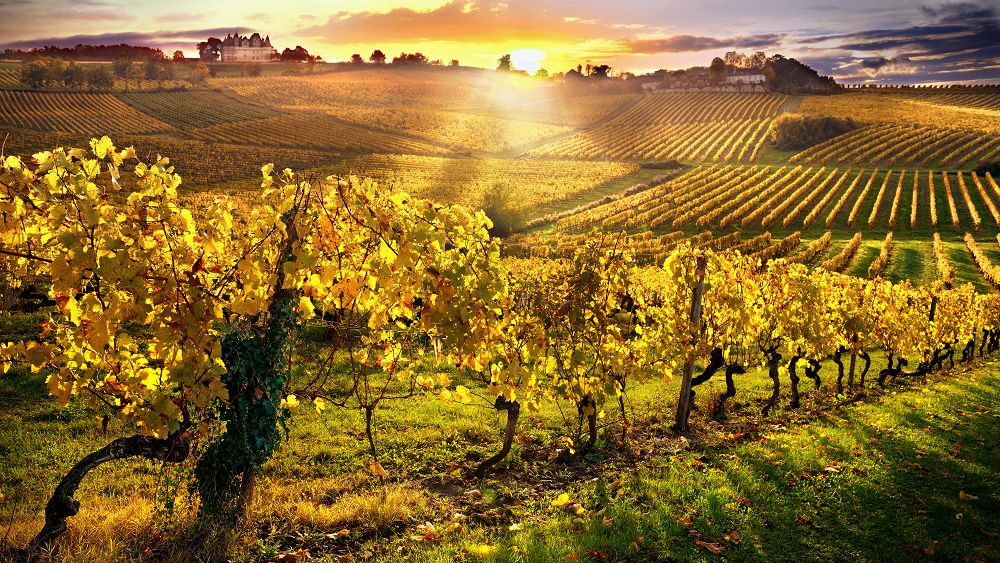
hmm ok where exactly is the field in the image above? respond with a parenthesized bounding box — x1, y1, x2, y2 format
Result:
(3, 64, 1000, 563)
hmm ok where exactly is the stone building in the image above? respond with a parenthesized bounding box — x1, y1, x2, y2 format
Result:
(220, 33, 273, 63)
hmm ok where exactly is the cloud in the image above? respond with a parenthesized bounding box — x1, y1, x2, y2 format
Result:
(301, 1, 594, 45)
(622, 33, 783, 55)
(807, 1, 1000, 58)
(0, 27, 253, 50)
(858, 56, 917, 76)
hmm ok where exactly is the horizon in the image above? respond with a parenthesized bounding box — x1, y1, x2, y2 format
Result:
(0, 0, 998, 85)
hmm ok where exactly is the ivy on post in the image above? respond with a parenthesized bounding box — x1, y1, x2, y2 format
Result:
(674, 254, 707, 433)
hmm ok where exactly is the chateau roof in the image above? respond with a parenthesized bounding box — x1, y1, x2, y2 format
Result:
(221, 33, 272, 48)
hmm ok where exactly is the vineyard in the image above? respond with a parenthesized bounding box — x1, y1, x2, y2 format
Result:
(800, 93, 1000, 134)
(326, 107, 573, 154)
(4, 66, 1000, 563)
(117, 91, 280, 129)
(790, 124, 1000, 169)
(470, 93, 639, 127)
(1, 144, 999, 563)
(0, 90, 172, 134)
(180, 114, 453, 157)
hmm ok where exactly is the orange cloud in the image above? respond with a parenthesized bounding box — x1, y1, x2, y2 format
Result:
(300, 1, 597, 45)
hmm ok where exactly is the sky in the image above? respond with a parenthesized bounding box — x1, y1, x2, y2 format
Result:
(1, 0, 998, 84)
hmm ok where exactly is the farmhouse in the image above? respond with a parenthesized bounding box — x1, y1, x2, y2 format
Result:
(220, 33, 273, 63)
(727, 67, 766, 84)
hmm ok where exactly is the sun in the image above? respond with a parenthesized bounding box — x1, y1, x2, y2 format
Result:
(509, 49, 544, 73)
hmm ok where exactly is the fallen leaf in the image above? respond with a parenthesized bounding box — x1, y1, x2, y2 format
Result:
(824, 466, 841, 473)
(979, 528, 1000, 539)
(602, 516, 614, 528)
(959, 491, 979, 501)
(912, 510, 933, 515)
(551, 492, 571, 508)
(369, 462, 388, 480)
(697, 540, 724, 554)
(508, 523, 522, 531)
(463, 489, 483, 499)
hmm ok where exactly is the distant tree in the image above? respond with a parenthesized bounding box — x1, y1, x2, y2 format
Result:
(87, 66, 114, 91)
(112, 54, 131, 81)
(189, 61, 211, 84)
(143, 58, 161, 81)
(591, 64, 611, 79)
(196, 38, 222, 61)
(63, 61, 87, 88)
(449, 59, 459, 67)
(709, 57, 727, 84)
(161, 60, 176, 80)
(534, 67, 548, 79)
(585, 63, 592, 76)
(350, 53, 364, 64)
(369, 50, 386, 63)
(243, 61, 261, 77)
(392, 52, 428, 64)
(129, 64, 144, 90)
(430, 59, 443, 66)
(749, 51, 767, 69)
(280, 46, 310, 62)
(576, 64, 582, 73)
(552, 71, 565, 80)
(172, 50, 185, 62)
(724, 51, 750, 67)
(496, 53, 512, 71)
(18, 58, 48, 89)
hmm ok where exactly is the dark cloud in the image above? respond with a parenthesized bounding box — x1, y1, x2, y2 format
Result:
(859, 56, 916, 77)
(0, 28, 253, 50)
(622, 33, 783, 54)
(798, 1, 1000, 83)
(301, 1, 591, 45)
(808, 2, 1000, 57)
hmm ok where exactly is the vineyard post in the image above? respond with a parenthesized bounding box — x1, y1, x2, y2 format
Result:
(674, 255, 708, 433)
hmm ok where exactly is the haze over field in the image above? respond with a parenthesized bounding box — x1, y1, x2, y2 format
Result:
(0, 0, 998, 84)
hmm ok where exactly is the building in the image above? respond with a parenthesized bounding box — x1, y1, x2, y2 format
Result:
(727, 67, 766, 84)
(220, 33, 273, 63)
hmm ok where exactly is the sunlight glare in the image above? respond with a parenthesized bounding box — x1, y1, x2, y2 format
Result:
(510, 49, 544, 73)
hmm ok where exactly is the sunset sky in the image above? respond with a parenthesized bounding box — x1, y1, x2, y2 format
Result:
(1, 0, 998, 84)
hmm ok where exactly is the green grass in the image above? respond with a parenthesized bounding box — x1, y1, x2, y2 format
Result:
(3, 317, 1000, 562)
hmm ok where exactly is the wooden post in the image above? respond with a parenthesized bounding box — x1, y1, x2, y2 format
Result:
(675, 255, 708, 433)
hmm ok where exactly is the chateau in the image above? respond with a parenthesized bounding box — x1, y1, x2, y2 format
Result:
(220, 33, 273, 63)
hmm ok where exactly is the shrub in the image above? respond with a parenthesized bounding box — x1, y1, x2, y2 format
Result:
(974, 159, 1000, 178)
(767, 114, 862, 151)
(479, 183, 527, 238)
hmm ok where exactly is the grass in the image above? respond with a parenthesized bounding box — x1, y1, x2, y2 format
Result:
(2, 313, 1000, 562)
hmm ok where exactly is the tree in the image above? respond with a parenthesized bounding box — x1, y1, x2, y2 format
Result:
(172, 50, 185, 62)
(534, 67, 548, 79)
(709, 57, 727, 84)
(18, 58, 49, 89)
(143, 58, 161, 82)
(350, 53, 364, 64)
(196, 38, 222, 61)
(87, 66, 114, 91)
(112, 54, 131, 91)
(280, 46, 310, 62)
(243, 61, 262, 77)
(591, 64, 612, 79)
(496, 53, 512, 71)
(161, 60, 176, 81)
(749, 51, 767, 69)
(369, 49, 386, 63)
(391, 52, 428, 65)
(63, 61, 87, 88)
(189, 61, 211, 84)
(0, 139, 502, 546)
(449, 59, 459, 67)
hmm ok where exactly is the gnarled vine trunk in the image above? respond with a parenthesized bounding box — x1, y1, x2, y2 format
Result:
(858, 352, 871, 387)
(787, 351, 804, 409)
(833, 346, 846, 395)
(30, 433, 189, 550)
(684, 347, 725, 423)
(761, 348, 782, 417)
(473, 397, 521, 478)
